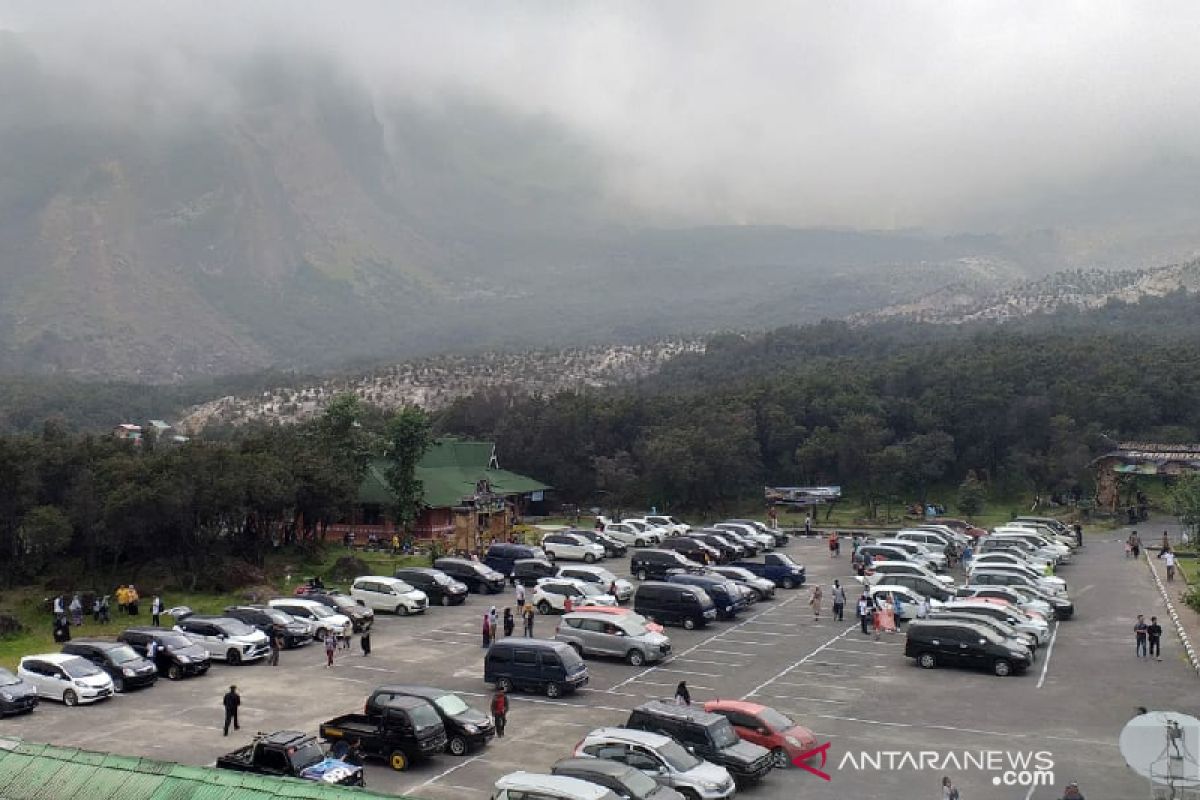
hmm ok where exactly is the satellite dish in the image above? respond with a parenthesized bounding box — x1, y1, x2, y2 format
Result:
(1120, 711, 1200, 789)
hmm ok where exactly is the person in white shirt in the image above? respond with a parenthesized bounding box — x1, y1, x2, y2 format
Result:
(1160, 547, 1177, 582)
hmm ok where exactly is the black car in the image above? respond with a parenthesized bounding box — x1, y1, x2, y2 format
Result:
(661, 536, 721, 565)
(626, 701, 774, 784)
(483, 543, 547, 577)
(700, 527, 757, 557)
(905, 619, 1033, 677)
(433, 558, 506, 594)
(510, 558, 557, 587)
(365, 684, 495, 756)
(223, 606, 313, 648)
(0, 667, 38, 715)
(305, 591, 377, 630)
(118, 627, 211, 679)
(688, 533, 743, 562)
(61, 640, 158, 692)
(630, 549, 706, 581)
(393, 568, 469, 607)
(571, 529, 628, 558)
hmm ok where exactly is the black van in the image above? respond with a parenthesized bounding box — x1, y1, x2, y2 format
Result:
(660, 536, 720, 565)
(904, 619, 1032, 677)
(61, 640, 158, 692)
(511, 558, 557, 587)
(483, 543, 546, 577)
(483, 639, 589, 698)
(433, 558, 507, 594)
(630, 549, 706, 582)
(626, 701, 774, 784)
(365, 684, 495, 756)
(666, 574, 745, 619)
(118, 627, 211, 680)
(393, 568, 469, 607)
(223, 606, 313, 648)
(633, 582, 717, 630)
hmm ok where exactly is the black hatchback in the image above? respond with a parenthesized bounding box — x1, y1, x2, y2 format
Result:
(61, 640, 158, 692)
(626, 701, 774, 784)
(393, 568, 469, 606)
(905, 619, 1033, 677)
(223, 606, 312, 648)
(433, 558, 506, 594)
(365, 684, 495, 757)
(118, 627, 211, 680)
(0, 667, 38, 716)
(571, 529, 628, 558)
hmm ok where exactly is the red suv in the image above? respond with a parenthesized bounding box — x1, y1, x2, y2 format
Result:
(703, 699, 817, 768)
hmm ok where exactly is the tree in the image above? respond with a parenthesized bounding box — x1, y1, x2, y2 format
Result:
(957, 471, 986, 520)
(20, 505, 73, 567)
(385, 407, 432, 535)
(1168, 472, 1200, 537)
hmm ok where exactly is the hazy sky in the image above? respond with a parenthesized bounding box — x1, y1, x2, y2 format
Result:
(3, 1, 1199, 232)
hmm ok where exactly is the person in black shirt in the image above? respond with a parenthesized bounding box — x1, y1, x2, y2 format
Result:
(1135, 615, 1149, 659)
(223, 685, 241, 735)
(1148, 616, 1163, 661)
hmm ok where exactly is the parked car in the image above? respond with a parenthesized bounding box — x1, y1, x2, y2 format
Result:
(876, 538, 947, 571)
(484, 542, 548, 577)
(118, 627, 211, 679)
(556, 610, 672, 666)
(350, 576, 429, 616)
(905, 619, 1032, 677)
(955, 585, 1053, 619)
(484, 639, 589, 698)
(630, 549, 706, 582)
(533, 578, 617, 614)
(304, 591, 376, 630)
(320, 701, 447, 772)
(622, 519, 673, 542)
(703, 699, 817, 769)
(725, 518, 789, 547)
(544, 532, 607, 563)
(174, 616, 270, 664)
(702, 527, 757, 557)
(574, 727, 736, 800)
(222, 606, 313, 647)
(708, 565, 775, 601)
(61, 640, 158, 692)
(967, 568, 1067, 600)
(392, 568, 468, 607)
(865, 584, 946, 619)
(929, 612, 1038, 652)
(512, 558, 559, 587)
(856, 543, 919, 565)
(864, 572, 953, 603)
(217, 730, 364, 785)
(633, 582, 717, 630)
(562, 528, 627, 558)
(666, 574, 745, 619)
(433, 557, 507, 594)
(732, 553, 806, 589)
(366, 684, 495, 756)
(860, 559, 955, 588)
(494, 772, 621, 800)
(714, 522, 774, 551)
(552, 757, 686, 800)
(0, 667, 39, 716)
(970, 550, 1055, 574)
(17, 653, 114, 706)
(643, 515, 691, 536)
(936, 600, 1050, 645)
(557, 564, 634, 603)
(687, 533, 743, 562)
(267, 598, 352, 640)
(626, 701, 774, 785)
(575, 606, 666, 634)
(966, 562, 1066, 595)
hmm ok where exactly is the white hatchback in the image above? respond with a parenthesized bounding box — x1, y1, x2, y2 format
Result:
(268, 598, 352, 639)
(18, 653, 114, 706)
(533, 578, 617, 614)
(543, 533, 606, 563)
(350, 575, 428, 615)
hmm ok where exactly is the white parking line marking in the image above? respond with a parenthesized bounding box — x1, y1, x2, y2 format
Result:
(404, 753, 486, 793)
(632, 679, 715, 692)
(699, 649, 754, 657)
(327, 676, 369, 684)
(823, 646, 891, 656)
(745, 620, 804, 627)
(759, 693, 850, 705)
(673, 658, 747, 668)
(1036, 621, 1059, 689)
(771, 679, 863, 692)
(745, 624, 856, 699)
(652, 668, 719, 678)
(712, 638, 776, 646)
(811, 714, 1119, 747)
(350, 664, 395, 672)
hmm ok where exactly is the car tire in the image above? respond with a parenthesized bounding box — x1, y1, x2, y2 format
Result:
(781, 577, 795, 589)
(112, 677, 124, 693)
(636, 569, 649, 581)
(537, 601, 552, 615)
(570, 643, 584, 658)
(496, 677, 514, 692)
(441, 594, 451, 607)
(682, 617, 697, 631)
(993, 659, 1012, 677)
(584, 553, 596, 564)
(226, 649, 242, 665)
(62, 689, 78, 707)
(917, 652, 937, 669)
(772, 747, 789, 768)
(397, 604, 409, 616)
(389, 750, 409, 771)
(447, 736, 469, 756)
(167, 664, 182, 680)
(315, 627, 328, 641)
(679, 789, 701, 800)
(546, 551, 556, 562)
(545, 682, 563, 699)
(626, 649, 645, 666)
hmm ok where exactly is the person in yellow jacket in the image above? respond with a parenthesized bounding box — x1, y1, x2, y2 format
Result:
(115, 585, 128, 615)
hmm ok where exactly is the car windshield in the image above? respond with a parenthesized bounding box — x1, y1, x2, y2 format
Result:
(559, 647, 585, 670)
(409, 702, 442, 729)
(621, 768, 660, 795)
(291, 741, 326, 770)
(433, 573, 455, 585)
(578, 583, 606, 597)
(307, 605, 334, 619)
(158, 633, 193, 649)
(758, 707, 794, 731)
(221, 620, 258, 636)
(594, 569, 618, 583)
(394, 581, 416, 593)
(710, 720, 740, 748)
(772, 554, 797, 566)
(264, 610, 291, 624)
(435, 693, 470, 716)
(62, 658, 102, 678)
(0, 668, 19, 686)
(328, 595, 357, 610)
(658, 740, 701, 771)
(108, 645, 143, 664)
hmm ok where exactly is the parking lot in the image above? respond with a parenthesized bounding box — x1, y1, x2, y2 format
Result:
(4, 528, 1193, 799)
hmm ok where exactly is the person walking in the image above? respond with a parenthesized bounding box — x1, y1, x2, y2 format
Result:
(267, 627, 281, 667)
(809, 584, 823, 621)
(341, 626, 352, 650)
(1148, 616, 1163, 661)
(151, 595, 162, 627)
(360, 629, 372, 656)
(69, 594, 83, 627)
(482, 612, 492, 648)
(324, 631, 337, 667)
(563, 595, 574, 614)
(491, 688, 509, 738)
(1160, 531, 1171, 554)
(1135, 614, 1149, 659)
(857, 593, 871, 635)
(1160, 547, 1177, 582)
(804, 513, 812, 537)
(503, 607, 515, 638)
(941, 775, 960, 799)
(831, 580, 846, 622)
(92, 595, 102, 623)
(515, 582, 526, 609)
(222, 685, 241, 736)
(128, 585, 140, 615)
(1061, 780, 1085, 799)
(1074, 523, 1083, 548)
(522, 604, 535, 637)
(674, 681, 691, 706)
(489, 606, 499, 639)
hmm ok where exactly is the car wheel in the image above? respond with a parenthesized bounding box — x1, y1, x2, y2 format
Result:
(537, 601, 552, 615)
(584, 553, 596, 564)
(315, 627, 327, 641)
(112, 676, 124, 693)
(570, 643, 584, 658)
(678, 789, 701, 800)
(683, 617, 697, 631)
(389, 750, 409, 771)
(993, 659, 1012, 677)
(636, 569, 649, 581)
(440, 594, 451, 607)
(447, 736, 469, 756)
(781, 577, 795, 589)
(917, 652, 937, 669)
(226, 649, 242, 665)
(63, 690, 78, 707)
(545, 682, 563, 699)
(635, 539, 647, 547)
(397, 604, 409, 616)
(167, 664, 182, 680)
(772, 747, 789, 768)
(496, 677, 514, 692)
(546, 551, 556, 562)
(626, 649, 645, 666)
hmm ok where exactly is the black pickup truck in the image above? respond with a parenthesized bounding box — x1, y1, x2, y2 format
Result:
(320, 696, 448, 771)
(216, 730, 364, 786)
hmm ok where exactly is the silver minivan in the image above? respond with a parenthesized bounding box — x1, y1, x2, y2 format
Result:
(556, 611, 672, 666)
(575, 728, 736, 800)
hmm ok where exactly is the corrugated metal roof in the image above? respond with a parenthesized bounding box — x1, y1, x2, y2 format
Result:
(0, 739, 412, 800)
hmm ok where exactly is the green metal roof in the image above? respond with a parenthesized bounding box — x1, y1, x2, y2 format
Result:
(360, 438, 550, 509)
(0, 739, 410, 800)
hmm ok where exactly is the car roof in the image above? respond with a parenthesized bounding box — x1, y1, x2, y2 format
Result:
(573, 606, 634, 616)
(180, 615, 242, 625)
(63, 639, 125, 650)
(704, 699, 765, 715)
(270, 598, 320, 607)
(553, 757, 637, 778)
(260, 730, 311, 747)
(634, 700, 719, 725)
(908, 619, 992, 633)
(22, 653, 86, 664)
(538, 577, 591, 589)
(585, 727, 672, 747)
(355, 575, 402, 582)
(395, 567, 437, 574)
(868, 584, 918, 594)
(371, 684, 446, 700)
(490, 638, 568, 651)
(495, 772, 614, 799)
(559, 564, 608, 574)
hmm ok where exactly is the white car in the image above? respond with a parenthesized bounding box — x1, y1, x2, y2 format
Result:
(601, 522, 661, 547)
(967, 562, 1066, 595)
(268, 598, 352, 639)
(543, 532, 607, 563)
(18, 653, 114, 706)
(859, 559, 955, 587)
(575, 727, 736, 800)
(350, 575, 429, 615)
(955, 585, 1053, 619)
(866, 584, 945, 620)
(556, 564, 634, 603)
(494, 772, 619, 800)
(877, 538, 947, 571)
(939, 600, 1050, 645)
(992, 529, 1071, 563)
(174, 616, 271, 664)
(533, 578, 617, 614)
(713, 522, 774, 551)
(644, 515, 691, 535)
(971, 551, 1054, 575)
(623, 519, 672, 542)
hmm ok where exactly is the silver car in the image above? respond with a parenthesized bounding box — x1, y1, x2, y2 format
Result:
(556, 611, 672, 666)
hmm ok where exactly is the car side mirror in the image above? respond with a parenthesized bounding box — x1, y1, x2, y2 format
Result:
(757, 727, 770, 735)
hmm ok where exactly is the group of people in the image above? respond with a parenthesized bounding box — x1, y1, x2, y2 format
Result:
(808, 580, 848, 621)
(481, 601, 535, 647)
(1133, 614, 1164, 661)
(49, 588, 163, 642)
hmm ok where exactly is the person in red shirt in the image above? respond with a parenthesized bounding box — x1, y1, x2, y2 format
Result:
(491, 688, 508, 737)
(563, 596, 574, 614)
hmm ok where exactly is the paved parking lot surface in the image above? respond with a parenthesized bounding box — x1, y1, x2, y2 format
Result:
(5, 530, 1193, 799)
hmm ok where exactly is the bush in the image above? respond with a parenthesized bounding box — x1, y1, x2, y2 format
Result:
(328, 556, 370, 581)
(1184, 587, 1200, 615)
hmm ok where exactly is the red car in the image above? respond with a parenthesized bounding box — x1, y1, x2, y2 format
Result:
(572, 605, 665, 634)
(703, 699, 817, 768)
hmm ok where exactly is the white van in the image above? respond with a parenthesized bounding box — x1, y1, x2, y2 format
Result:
(494, 772, 621, 800)
(350, 575, 429, 615)
(268, 598, 352, 639)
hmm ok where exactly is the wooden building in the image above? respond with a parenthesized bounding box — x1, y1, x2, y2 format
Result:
(1092, 442, 1200, 511)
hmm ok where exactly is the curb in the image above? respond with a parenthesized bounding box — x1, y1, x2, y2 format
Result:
(1145, 549, 1200, 676)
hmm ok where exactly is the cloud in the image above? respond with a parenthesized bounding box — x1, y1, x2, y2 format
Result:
(2, 0, 1199, 231)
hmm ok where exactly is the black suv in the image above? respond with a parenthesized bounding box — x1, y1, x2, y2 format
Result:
(365, 684, 495, 756)
(626, 701, 774, 784)
(511, 558, 557, 587)
(571, 529, 628, 558)
(688, 533, 743, 561)
(305, 591, 376, 630)
(223, 606, 312, 648)
(661, 536, 720, 565)
(433, 558, 506, 594)
(630, 549, 706, 581)
(118, 627, 211, 679)
(905, 619, 1033, 677)
(393, 568, 469, 607)
(61, 640, 158, 693)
